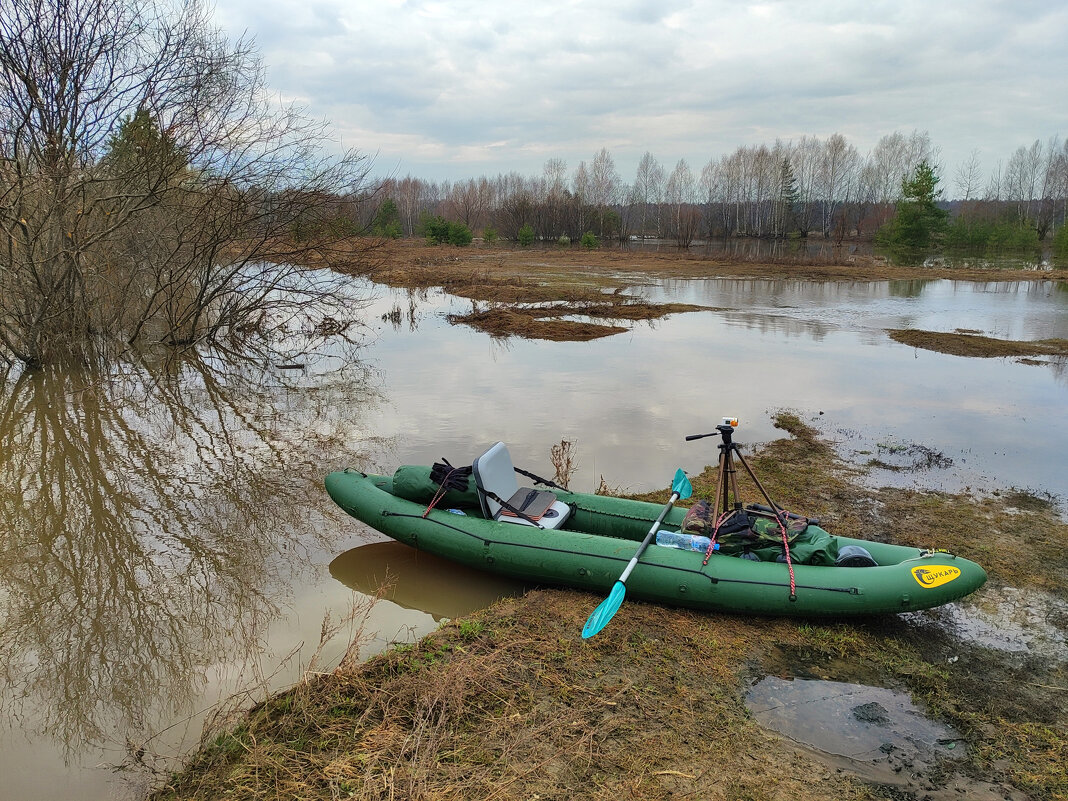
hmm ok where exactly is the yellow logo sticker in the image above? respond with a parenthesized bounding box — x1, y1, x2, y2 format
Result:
(911, 565, 962, 588)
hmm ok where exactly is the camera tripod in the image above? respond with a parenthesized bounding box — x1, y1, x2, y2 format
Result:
(685, 419, 791, 527)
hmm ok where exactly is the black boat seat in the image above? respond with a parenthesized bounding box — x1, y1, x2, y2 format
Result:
(472, 442, 571, 530)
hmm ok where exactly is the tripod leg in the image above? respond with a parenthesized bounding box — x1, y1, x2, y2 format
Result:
(732, 446, 785, 519)
(726, 447, 742, 511)
(712, 443, 728, 520)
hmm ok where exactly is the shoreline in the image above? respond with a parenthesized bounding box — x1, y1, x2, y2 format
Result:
(150, 416, 1068, 801)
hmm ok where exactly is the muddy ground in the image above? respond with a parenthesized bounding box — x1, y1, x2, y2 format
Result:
(319, 239, 1068, 346)
(151, 414, 1067, 801)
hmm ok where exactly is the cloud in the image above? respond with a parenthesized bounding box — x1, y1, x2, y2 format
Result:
(212, 0, 1068, 184)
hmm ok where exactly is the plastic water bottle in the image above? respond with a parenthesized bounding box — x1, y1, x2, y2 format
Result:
(655, 529, 714, 552)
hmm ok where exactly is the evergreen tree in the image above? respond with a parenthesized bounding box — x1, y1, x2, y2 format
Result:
(776, 158, 801, 238)
(372, 199, 402, 238)
(875, 160, 949, 263)
(419, 213, 472, 246)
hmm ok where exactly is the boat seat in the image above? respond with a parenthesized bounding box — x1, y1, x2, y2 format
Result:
(472, 442, 571, 530)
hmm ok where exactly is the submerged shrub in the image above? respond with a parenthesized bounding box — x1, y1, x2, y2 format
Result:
(945, 217, 1040, 256)
(1052, 223, 1068, 265)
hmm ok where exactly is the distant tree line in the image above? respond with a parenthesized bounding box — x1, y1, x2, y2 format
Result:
(366, 132, 1068, 253)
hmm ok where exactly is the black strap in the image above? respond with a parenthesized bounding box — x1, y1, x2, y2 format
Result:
(514, 466, 565, 490)
(483, 489, 545, 529)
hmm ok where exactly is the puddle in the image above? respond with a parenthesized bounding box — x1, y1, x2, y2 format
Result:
(913, 585, 1068, 660)
(745, 677, 962, 786)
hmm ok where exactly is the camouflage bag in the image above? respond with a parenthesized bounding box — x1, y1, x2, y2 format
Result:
(682, 501, 814, 558)
(680, 500, 752, 539)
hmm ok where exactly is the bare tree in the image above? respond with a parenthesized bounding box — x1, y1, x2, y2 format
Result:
(615, 181, 639, 244)
(588, 147, 620, 237)
(392, 175, 432, 237)
(0, 0, 377, 367)
(954, 149, 984, 201)
(447, 177, 495, 232)
(1005, 140, 1044, 222)
(665, 158, 698, 247)
(542, 158, 569, 239)
(984, 161, 1004, 202)
(493, 171, 536, 240)
(817, 134, 860, 239)
(698, 157, 721, 238)
(633, 151, 664, 238)
(571, 160, 593, 235)
(789, 136, 822, 236)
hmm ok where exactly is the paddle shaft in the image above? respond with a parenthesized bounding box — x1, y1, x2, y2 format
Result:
(617, 489, 681, 584)
(582, 468, 691, 639)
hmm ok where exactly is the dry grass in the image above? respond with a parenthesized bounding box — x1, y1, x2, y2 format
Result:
(447, 307, 628, 341)
(324, 239, 1068, 285)
(152, 585, 1068, 801)
(153, 592, 889, 801)
(550, 439, 578, 490)
(448, 301, 708, 341)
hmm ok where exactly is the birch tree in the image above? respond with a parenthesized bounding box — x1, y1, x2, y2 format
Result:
(589, 148, 620, 237)
(633, 151, 664, 237)
(665, 159, 698, 247)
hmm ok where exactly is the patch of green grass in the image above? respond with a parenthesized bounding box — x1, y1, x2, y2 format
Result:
(457, 619, 485, 640)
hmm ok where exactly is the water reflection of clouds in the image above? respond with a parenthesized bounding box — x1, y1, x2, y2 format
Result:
(638, 277, 1068, 343)
(362, 277, 1068, 501)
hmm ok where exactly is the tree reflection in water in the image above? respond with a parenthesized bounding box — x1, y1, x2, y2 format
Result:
(0, 348, 380, 758)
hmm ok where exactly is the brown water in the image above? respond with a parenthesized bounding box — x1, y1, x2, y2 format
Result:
(1, 273, 1066, 799)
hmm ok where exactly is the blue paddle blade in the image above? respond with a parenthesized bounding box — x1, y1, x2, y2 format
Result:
(672, 468, 693, 500)
(582, 581, 626, 639)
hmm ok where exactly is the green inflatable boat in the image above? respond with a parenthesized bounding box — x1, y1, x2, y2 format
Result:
(325, 436, 987, 618)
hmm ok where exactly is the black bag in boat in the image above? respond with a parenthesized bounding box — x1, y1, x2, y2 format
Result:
(393, 462, 480, 507)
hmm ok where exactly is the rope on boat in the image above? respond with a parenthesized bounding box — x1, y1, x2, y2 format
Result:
(423, 464, 462, 518)
(775, 512, 797, 602)
(701, 510, 735, 566)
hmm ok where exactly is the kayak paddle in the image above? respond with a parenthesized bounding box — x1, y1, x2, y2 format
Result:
(582, 468, 693, 639)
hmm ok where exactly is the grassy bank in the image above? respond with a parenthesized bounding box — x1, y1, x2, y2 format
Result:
(888, 329, 1068, 359)
(152, 416, 1067, 801)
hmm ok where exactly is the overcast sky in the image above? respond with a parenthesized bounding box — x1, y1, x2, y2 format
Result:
(212, 0, 1068, 189)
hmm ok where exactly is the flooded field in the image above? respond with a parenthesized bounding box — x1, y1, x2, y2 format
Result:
(1, 266, 1066, 799)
